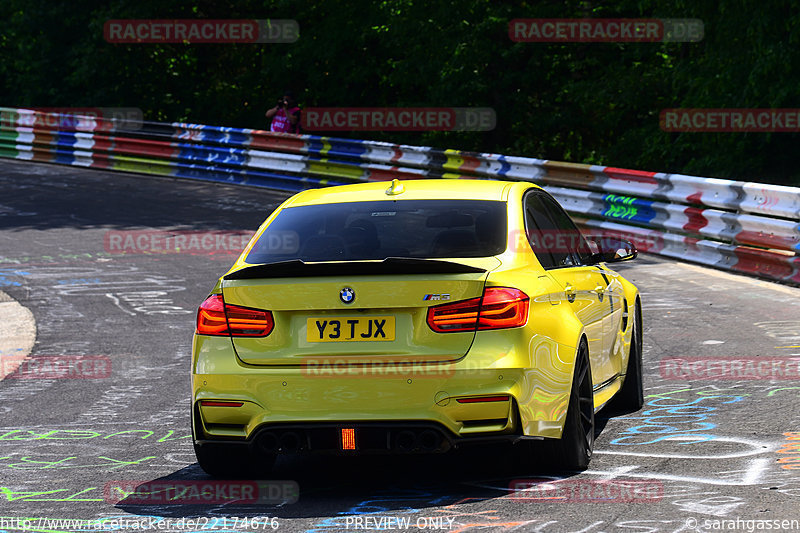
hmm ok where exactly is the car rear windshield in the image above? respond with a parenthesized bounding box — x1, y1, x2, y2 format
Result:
(245, 199, 507, 263)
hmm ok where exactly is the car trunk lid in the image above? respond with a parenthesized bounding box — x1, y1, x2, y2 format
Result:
(221, 257, 499, 366)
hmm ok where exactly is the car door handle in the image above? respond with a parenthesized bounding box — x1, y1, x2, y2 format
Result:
(593, 285, 605, 294)
(564, 284, 576, 302)
(593, 284, 606, 301)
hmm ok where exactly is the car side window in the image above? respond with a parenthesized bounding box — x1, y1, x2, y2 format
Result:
(524, 192, 571, 268)
(536, 192, 594, 265)
(524, 190, 594, 269)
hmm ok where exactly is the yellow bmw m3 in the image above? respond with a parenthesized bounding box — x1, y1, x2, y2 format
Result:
(191, 178, 642, 476)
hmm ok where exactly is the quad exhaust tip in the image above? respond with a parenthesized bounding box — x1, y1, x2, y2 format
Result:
(419, 429, 440, 451)
(279, 431, 301, 452)
(394, 429, 442, 452)
(256, 431, 303, 453)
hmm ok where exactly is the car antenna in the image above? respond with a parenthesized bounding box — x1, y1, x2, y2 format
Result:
(385, 178, 404, 195)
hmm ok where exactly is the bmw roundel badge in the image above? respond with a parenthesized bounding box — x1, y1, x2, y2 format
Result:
(340, 287, 355, 304)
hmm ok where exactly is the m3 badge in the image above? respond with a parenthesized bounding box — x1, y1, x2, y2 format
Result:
(423, 294, 450, 301)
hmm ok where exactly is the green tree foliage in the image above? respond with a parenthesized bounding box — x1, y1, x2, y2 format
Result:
(1, 0, 798, 185)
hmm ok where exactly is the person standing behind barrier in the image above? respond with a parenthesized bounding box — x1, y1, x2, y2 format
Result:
(266, 91, 301, 133)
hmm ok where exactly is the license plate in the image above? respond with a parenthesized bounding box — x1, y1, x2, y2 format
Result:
(306, 316, 395, 342)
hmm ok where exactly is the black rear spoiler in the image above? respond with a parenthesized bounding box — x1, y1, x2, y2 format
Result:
(223, 257, 486, 280)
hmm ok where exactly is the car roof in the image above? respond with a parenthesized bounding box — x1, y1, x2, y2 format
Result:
(280, 179, 539, 207)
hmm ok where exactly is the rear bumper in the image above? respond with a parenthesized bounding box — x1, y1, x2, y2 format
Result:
(194, 421, 540, 456)
(192, 334, 577, 443)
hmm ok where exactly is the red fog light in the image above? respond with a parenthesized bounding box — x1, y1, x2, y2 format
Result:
(456, 395, 510, 404)
(199, 400, 244, 407)
(341, 428, 356, 450)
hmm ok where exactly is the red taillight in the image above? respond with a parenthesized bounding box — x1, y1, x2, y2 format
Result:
(476, 287, 530, 330)
(196, 294, 228, 336)
(225, 302, 274, 337)
(196, 294, 273, 337)
(426, 296, 482, 332)
(426, 287, 529, 333)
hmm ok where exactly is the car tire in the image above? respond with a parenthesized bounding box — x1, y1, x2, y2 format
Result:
(543, 340, 594, 471)
(610, 299, 644, 412)
(194, 441, 275, 479)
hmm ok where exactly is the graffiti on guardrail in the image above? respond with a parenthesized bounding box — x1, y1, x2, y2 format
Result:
(1, 106, 797, 286)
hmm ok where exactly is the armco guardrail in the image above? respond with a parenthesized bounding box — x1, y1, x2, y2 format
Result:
(1, 106, 798, 285)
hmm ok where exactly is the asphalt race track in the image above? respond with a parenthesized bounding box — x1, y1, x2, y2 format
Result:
(1, 158, 800, 533)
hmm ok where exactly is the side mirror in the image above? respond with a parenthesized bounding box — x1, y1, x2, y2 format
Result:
(585, 236, 637, 264)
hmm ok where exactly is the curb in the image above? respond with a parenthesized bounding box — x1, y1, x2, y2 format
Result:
(0, 290, 36, 381)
